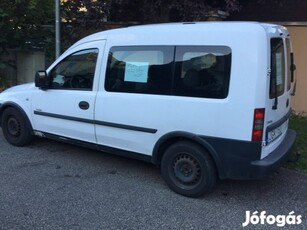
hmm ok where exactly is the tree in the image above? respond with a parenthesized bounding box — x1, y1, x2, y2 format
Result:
(0, 0, 243, 77)
(60, 0, 241, 50)
(60, 0, 109, 50)
(109, 0, 241, 22)
(0, 0, 54, 51)
(0, 0, 54, 87)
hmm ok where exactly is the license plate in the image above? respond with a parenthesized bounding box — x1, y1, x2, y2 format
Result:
(266, 120, 288, 144)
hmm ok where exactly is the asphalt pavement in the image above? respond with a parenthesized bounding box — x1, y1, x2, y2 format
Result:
(0, 131, 306, 230)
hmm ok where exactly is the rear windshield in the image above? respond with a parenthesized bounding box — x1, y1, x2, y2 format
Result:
(270, 38, 285, 98)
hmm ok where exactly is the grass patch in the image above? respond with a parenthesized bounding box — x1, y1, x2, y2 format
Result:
(286, 115, 307, 173)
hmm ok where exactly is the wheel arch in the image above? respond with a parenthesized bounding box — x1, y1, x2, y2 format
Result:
(152, 131, 226, 178)
(0, 102, 34, 135)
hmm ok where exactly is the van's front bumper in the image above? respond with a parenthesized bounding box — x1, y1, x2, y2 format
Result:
(249, 129, 296, 179)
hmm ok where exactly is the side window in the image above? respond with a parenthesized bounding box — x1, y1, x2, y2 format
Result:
(174, 46, 232, 99)
(270, 38, 285, 98)
(49, 49, 98, 90)
(105, 46, 174, 95)
(286, 38, 291, 91)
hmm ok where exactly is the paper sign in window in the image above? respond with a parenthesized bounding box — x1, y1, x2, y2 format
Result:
(124, 62, 149, 83)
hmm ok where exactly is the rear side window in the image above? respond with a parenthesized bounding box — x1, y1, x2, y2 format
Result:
(174, 46, 231, 99)
(105, 45, 232, 99)
(270, 38, 285, 98)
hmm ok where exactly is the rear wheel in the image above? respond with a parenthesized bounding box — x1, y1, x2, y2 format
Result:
(161, 141, 216, 197)
(1, 107, 33, 146)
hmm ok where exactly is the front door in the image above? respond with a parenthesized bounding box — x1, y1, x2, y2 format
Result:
(31, 41, 105, 143)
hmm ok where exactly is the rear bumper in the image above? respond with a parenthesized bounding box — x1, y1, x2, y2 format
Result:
(249, 129, 296, 179)
(198, 129, 296, 180)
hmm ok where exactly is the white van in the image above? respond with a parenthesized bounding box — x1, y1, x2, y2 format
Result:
(0, 22, 297, 197)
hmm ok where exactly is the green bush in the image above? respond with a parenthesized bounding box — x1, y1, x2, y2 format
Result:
(287, 114, 307, 173)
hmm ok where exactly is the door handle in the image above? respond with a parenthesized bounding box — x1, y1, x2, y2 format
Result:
(79, 101, 90, 110)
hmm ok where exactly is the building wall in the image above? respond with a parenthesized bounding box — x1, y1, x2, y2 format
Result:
(17, 51, 45, 84)
(286, 25, 307, 113)
(0, 51, 17, 88)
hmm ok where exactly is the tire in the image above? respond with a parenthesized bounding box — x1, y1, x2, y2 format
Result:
(1, 107, 33, 146)
(161, 141, 217, 197)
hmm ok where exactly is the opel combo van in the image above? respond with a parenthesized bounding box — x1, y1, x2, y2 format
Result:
(0, 22, 297, 197)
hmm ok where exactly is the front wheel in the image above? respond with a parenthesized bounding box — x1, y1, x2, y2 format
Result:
(1, 107, 33, 146)
(161, 141, 217, 197)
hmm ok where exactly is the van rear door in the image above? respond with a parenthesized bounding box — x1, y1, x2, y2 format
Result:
(261, 37, 293, 159)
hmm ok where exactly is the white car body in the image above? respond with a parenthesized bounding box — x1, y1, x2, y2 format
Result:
(0, 22, 297, 197)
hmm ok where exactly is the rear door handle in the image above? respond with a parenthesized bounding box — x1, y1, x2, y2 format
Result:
(79, 101, 90, 110)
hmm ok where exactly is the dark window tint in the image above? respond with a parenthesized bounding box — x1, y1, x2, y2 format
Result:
(286, 39, 291, 91)
(49, 49, 98, 90)
(270, 38, 285, 98)
(173, 46, 231, 99)
(105, 46, 174, 95)
(105, 45, 232, 99)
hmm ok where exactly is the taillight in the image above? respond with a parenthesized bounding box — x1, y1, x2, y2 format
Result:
(252, 108, 265, 142)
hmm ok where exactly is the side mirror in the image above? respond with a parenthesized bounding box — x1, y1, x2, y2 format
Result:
(35, 71, 50, 90)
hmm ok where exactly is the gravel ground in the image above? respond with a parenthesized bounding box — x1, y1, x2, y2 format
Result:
(0, 131, 306, 230)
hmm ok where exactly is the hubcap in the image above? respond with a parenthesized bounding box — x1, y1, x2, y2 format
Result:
(173, 154, 201, 186)
(7, 117, 21, 137)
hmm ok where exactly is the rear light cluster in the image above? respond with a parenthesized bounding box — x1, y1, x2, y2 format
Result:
(252, 108, 265, 142)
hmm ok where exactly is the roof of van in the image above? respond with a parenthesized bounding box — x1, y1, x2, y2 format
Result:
(69, 21, 288, 49)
